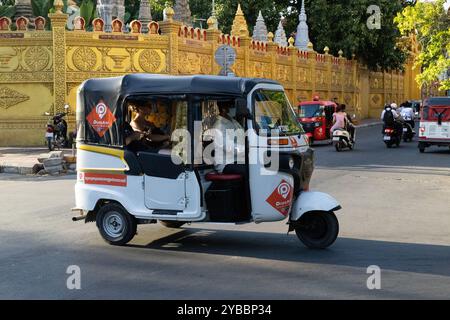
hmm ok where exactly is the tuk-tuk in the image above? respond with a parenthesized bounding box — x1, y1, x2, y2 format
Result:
(418, 97, 450, 153)
(297, 99, 337, 144)
(72, 74, 341, 249)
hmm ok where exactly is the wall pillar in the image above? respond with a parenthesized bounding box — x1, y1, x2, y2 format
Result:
(206, 27, 221, 76)
(159, 7, 182, 75)
(49, 3, 68, 114)
(288, 44, 298, 103)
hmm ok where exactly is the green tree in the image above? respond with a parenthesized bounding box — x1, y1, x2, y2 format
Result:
(31, 0, 53, 19)
(280, 0, 409, 71)
(0, 0, 15, 18)
(395, 0, 450, 91)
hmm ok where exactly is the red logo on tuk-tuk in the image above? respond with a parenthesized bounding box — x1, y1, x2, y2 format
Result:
(266, 180, 293, 216)
(86, 101, 116, 137)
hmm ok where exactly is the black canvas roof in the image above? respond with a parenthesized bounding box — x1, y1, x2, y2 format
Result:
(80, 74, 280, 99)
(424, 97, 450, 106)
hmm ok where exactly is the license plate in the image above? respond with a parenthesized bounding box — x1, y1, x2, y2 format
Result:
(332, 137, 340, 141)
(383, 136, 391, 141)
(403, 128, 408, 132)
(45, 132, 54, 138)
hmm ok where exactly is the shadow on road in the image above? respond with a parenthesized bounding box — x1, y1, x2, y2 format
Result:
(129, 227, 450, 277)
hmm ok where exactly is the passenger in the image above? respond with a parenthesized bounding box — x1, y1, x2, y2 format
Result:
(400, 101, 415, 129)
(129, 103, 170, 148)
(211, 101, 245, 171)
(340, 104, 355, 142)
(330, 104, 347, 135)
(214, 100, 244, 131)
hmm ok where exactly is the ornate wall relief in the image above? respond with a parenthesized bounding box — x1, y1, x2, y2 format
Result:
(72, 47, 97, 71)
(139, 49, 165, 73)
(0, 86, 29, 109)
(24, 46, 50, 71)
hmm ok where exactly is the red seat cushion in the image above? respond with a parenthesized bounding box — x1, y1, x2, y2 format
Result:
(205, 172, 243, 182)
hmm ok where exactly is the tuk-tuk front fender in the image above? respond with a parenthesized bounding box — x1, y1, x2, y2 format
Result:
(290, 191, 341, 222)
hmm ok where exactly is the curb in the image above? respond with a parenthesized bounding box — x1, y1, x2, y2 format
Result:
(0, 164, 34, 175)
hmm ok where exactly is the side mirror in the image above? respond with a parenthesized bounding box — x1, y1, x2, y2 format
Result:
(236, 98, 251, 119)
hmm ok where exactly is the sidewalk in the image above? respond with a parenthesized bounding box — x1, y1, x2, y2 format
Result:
(0, 147, 75, 175)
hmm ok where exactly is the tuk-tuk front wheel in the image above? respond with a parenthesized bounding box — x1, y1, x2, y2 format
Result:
(294, 211, 339, 249)
(96, 203, 137, 246)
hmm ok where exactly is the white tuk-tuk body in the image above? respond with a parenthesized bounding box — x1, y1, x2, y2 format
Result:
(74, 75, 341, 248)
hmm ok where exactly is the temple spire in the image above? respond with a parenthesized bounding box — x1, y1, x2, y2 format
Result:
(173, 0, 192, 26)
(13, 0, 33, 23)
(138, 0, 152, 33)
(231, 3, 249, 37)
(208, 0, 218, 29)
(295, 0, 311, 50)
(274, 20, 288, 47)
(252, 11, 268, 42)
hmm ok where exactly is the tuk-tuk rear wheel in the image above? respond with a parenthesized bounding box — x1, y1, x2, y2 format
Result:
(96, 203, 137, 246)
(295, 211, 339, 249)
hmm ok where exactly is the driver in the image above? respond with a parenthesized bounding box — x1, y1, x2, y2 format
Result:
(210, 101, 245, 171)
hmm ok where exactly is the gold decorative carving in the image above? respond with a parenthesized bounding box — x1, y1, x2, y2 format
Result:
(24, 46, 50, 71)
(72, 47, 97, 71)
(251, 61, 270, 78)
(139, 49, 162, 73)
(0, 87, 30, 109)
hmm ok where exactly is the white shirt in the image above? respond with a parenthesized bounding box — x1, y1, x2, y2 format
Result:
(400, 107, 414, 121)
(208, 115, 245, 170)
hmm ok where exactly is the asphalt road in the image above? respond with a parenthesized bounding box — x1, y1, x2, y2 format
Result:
(1, 124, 449, 299)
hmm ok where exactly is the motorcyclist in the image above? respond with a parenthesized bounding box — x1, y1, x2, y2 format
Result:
(340, 104, 355, 143)
(400, 101, 415, 131)
(381, 103, 403, 135)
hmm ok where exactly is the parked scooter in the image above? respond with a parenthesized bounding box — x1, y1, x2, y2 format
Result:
(45, 106, 69, 151)
(333, 128, 355, 151)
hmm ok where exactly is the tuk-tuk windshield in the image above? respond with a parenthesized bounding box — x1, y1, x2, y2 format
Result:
(254, 89, 304, 136)
(298, 104, 324, 118)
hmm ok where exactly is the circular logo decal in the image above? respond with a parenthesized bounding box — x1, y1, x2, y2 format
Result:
(278, 182, 291, 199)
(96, 102, 107, 119)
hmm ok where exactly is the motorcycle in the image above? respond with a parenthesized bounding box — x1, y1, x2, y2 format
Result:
(402, 121, 416, 142)
(45, 109, 69, 151)
(332, 128, 355, 151)
(383, 124, 403, 148)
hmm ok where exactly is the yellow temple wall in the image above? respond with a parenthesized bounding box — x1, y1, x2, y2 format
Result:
(0, 12, 420, 147)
